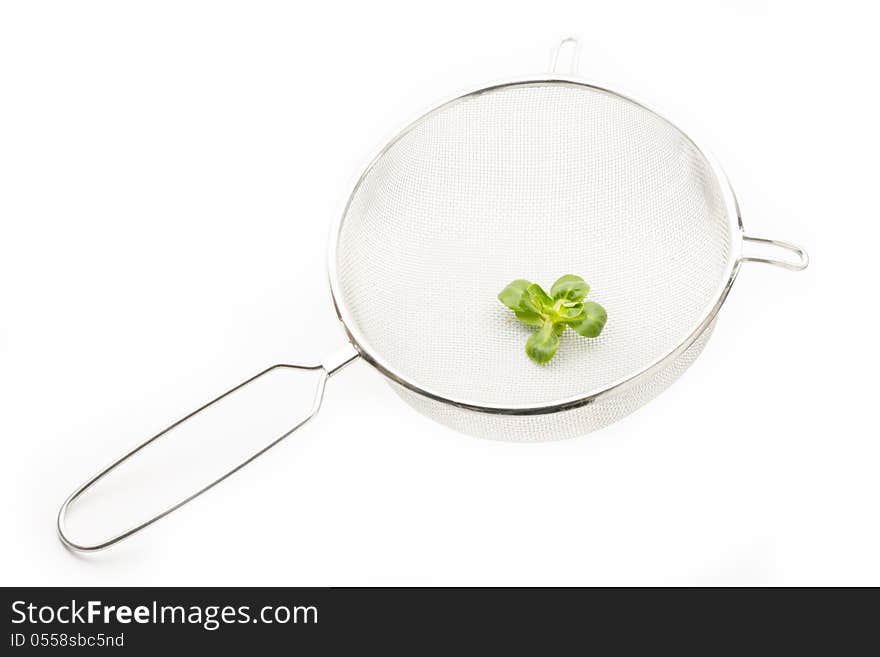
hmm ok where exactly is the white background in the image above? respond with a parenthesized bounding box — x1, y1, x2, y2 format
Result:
(1, 1, 877, 586)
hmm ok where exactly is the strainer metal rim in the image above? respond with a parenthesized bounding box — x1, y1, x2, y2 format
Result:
(327, 74, 743, 416)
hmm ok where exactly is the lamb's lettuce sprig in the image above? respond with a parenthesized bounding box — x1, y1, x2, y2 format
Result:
(498, 275, 607, 364)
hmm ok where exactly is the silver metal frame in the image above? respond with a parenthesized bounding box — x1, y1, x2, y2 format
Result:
(326, 66, 807, 416)
(57, 349, 360, 552)
(57, 38, 808, 552)
(57, 363, 327, 552)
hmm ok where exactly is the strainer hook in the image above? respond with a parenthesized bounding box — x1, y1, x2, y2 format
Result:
(742, 235, 810, 271)
(550, 37, 581, 75)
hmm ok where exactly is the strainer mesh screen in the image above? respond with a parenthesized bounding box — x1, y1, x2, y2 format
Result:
(392, 319, 715, 441)
(335, 82, 732, 436)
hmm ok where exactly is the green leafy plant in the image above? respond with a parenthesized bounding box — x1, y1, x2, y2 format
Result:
(498, 275, 607, 364)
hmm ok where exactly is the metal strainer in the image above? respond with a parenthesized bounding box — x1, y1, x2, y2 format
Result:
(58, 39, 808, 551)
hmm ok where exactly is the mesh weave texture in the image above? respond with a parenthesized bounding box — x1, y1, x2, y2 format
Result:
(335, 82, 732, 440)
(391, 320, 714, 441)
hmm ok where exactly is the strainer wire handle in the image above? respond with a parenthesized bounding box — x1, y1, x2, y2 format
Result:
(741, 235, 810, 271)
(57, 345, 360, 552)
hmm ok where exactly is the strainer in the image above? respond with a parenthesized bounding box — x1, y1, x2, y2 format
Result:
(58, 39, 808, 551)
